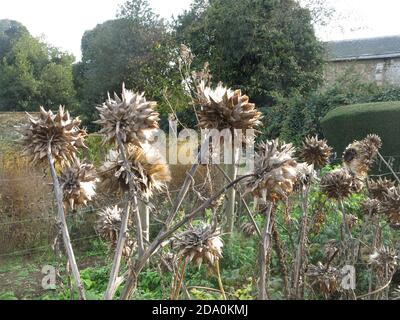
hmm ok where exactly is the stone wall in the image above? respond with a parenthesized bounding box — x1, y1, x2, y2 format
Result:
(324, 57, 400, 86)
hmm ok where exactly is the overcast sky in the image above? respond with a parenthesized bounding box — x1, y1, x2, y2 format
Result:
(1, 0, 400, 61)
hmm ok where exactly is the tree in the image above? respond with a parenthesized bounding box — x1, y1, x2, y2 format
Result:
(76, 0, 184, 128)
(0, 20, 77, 111)
(174, 0, 324, 106)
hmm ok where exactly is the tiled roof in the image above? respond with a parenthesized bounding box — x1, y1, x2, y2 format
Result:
(325, 35, 400, 61)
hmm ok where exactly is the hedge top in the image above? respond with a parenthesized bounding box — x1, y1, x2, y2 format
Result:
(321, 101, 400, 158)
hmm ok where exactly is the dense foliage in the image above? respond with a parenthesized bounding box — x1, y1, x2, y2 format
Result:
(263, 70, 400, 146)
(0, 20, 77, 111)
(174, 0, 324, 106)
(321, 101, 400, 156)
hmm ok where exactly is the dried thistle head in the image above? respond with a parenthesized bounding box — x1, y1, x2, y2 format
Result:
(382, 186, 400, 229)
(307, 262, 342, 297)
(245, 139, 298, 203)
(241, 222, 257, 237)
(368, 177, 396, 201)
(20, 106, 87, 166)
(174, 224, 223, 269)
(197, 82, 263, 130)
(360, 198, 382, 216)
(369, 246, 398, 276)
(343, 134, 382, 178)
(299, 136, 332, 168)
(95, 206, 136, 257)
(95, 206, 123, 244)
(95, 84, 159, 146)
(59, 158, 97, 211)
(320, 168, 354, 200)
(98, 144, 171, 198)
(294, 162, 317, 191)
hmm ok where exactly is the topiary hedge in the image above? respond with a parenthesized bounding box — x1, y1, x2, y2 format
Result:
(321, 101, 400, 157)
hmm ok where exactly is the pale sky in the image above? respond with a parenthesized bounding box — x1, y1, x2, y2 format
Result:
(1, 0, 400, 61)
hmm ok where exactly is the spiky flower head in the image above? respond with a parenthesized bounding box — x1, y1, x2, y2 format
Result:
(368, 177, 396, 201)
(241, 222, 257, 237)
(343, 134, 382, 178)
(174, 224, 223, 269)
(299, 136, 332, 168)
(369, 246, 398, 276)
(307, 262, 342, 297)
(59, 158, 97, 211)
(20, 106, 87, 166)
(382, 186, 400, 229)
(197, 82, 263, 131)
(320, 168, 354, 200)
(360, 198, 382, 216)
(95, 206, 122, 244)
(245, 139, 298, 203)
(95, 206, 136, 257)
(98, 144, 171, 198)
(294, 162, 317, 191)
(95, 84, 159, 146)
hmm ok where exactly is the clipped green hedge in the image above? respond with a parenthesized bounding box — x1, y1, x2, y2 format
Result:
(321, 101, 400, 157)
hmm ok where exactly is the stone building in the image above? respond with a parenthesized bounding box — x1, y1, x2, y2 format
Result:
(324, 35, 400, 86)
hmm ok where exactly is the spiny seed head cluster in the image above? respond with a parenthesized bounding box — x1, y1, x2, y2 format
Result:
(307, 262, 342, 296)
(368, 178, 396, 201)
(320, 168, 354, 200)
(343, 134, 382, 178)
(98, 145, 171, 198)
(20, 106, 87, 166)
(95, 206, 136, 257)
(95, 84, 159, 146)
(299, 136, 332, 168)
(59, 158, 97, 211)
(245, 139, 298, 203)
(369, 246, 398, 276)
(174, 224, 223, 269)
(197, 82, 263, 131)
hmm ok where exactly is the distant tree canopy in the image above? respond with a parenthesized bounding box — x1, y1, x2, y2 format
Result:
(75, 0, 185, 128)
(174, 0, 325, 106)
(0, 19, 77, 112)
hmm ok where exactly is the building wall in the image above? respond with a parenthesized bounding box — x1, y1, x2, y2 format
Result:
(324, 57, 400, 86)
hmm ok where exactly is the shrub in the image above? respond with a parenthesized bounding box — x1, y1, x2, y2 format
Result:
(321, 101, 400, 157)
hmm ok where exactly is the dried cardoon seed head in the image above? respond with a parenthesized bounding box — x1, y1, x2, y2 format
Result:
(307, 262, 342, 297)
(98, 144, 171, 198)
(360, 198, 382, 216)
(343, 134, 382, 178)
(382, 186, 400, 229)
(95, 84, 159, 146)
(174, 224, 223, 269)
(95, 206, 136, 257)
(320, 168, 354, 200)
(59, 158, 97, 211)
(368, 178, 396, 201)
(245, 139, 298, 203)
(294, 162, 317, 191)
(241, 222, 257, 237)
(96, 206, 123, 244)
(369, 246, 398, 276)
(299, 136, 332, 168)
(20, 106, 87, 166)
(197, 82, 263, 130)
